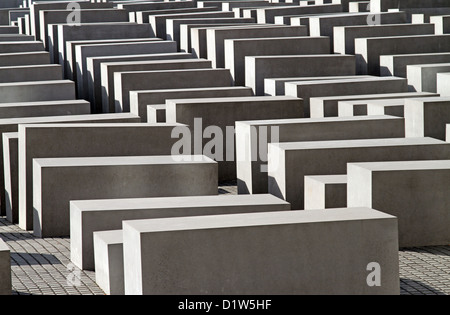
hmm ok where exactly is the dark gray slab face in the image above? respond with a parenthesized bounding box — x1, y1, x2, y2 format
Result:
(56, 22, 153, 74)
(39, 8, 129, 49)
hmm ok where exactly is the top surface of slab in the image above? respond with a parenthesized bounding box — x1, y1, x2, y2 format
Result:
(0, 238, 9, 252)
(167, 96, 299, 104)
(93, 230, 123, 245)
(33, 155, 216, 168)
(274, 137, 445, 150)
(305, 175, 348, 184)
(0, 113, 139, 125)
(123, 208, 395, 233)
(237, 115, 400, 126)
(71, 194, 289, 212)
(349, 160, 450, 171)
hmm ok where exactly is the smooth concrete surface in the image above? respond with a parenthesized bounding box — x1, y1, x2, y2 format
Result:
(71, 194, 290, 271)
(407, 63, 450, 93)
(404, 97, 450, 141)
(225, 36, 330, 86)
(114, 68, 233, 113)
(179, 19, 254, 53)
(347, 160, 450, 247)
(366, 99, 408, 117)
(0, 41, 43, 54)
(334, 23, 435, 55)
(304, 175, 347, 210)
(236, 115, 405, 194)
(123, 208, 399, 295)
(285, 76, 408, 117)
(437, 72, 450, 96)
(0, 64, 61, 84)
(267, 137, 450, 209)
(0, 80, 75, 103)
(256, 4, 342, 23)
(245, 54, 356, 95)
(355, 35, 450, 75)
(75, 40, 177, 101)
(0, 239, 11, 296)
(264, 75, 373, 96)
(94, 230, 124, 296)
(0, 100, 90, 119)
(33, 155, 218, 238)
(309, 92, 437, 118)
(380, 52, 450, 77)
(57, 23, 153, 72)
(130, 86, 254, 122)
(0, 51, 50, 67)
(102, 59, 211, 114)
(88, 52, 193, 113)
(337, 92, 439, 117)
(3, 132, 17, 223)
(206, 25, 308, 68)
(166, 96, 303, 180)
(19, 122, 178, 232)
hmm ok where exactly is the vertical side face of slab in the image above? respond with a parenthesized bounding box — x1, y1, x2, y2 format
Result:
(0, 240, 11, 295)
(123, 209, 399, 295)
(3, 133, 18, 223)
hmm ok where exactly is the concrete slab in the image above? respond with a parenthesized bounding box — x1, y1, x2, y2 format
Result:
(0, 239, 11, 296)
(3, 132, 17, 223)
(304, 175, 347, 210)
(348, 160, 450, 247)
(236, 115, 405, 194)
(225, 36, 330, 86)
(71, 194, 290, 271)
(268, 137, 450, 209)
(123, 208, 399, 295)
(130, 86, 254, 122)
(114, 68, 233, 113)
(245, 54, 356, 96)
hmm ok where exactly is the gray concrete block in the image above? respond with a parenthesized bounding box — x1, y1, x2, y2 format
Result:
(39, 8, 129, 49)
(102, 59, 211, 114)
(0, 239, 11, 296)
(236, 115, 405, 194)
(0, 80, 75, 103)
(130, 86, 254, 122)
(123, 208, 399, 295)
(168, 17, 255, 50)
(3, 132, 17, 222)
(0, 64, 61, 84)
(0, 34, 33, 41)
(334, 23, 435, 55)
(371, 0, 450, 12)
(225, 36, 330, 86)
(147, 105, 165, 123)
(71, 194, 290, 271)
(268, 137, 450, 209)
(166, 96, 303, 180)
(304, 175, 347, 210)
(18, 121, 176, 231)
(264, 75, 372, 96)
(114, 68, 233, 113)
(355, 34, 450, 75)
(0, 99, 90, 119)
(404, 97, 450, 141)
(57, 23, 153, 72)
(380, 52, 450, 77)
(149, 11, 234, 39)
(431, 15, 450, 34)
(88, 52, 193, 114)
(310, 91, 437, 118)
(74, 40, 173, 100)
(180, 20, 255, 54)
(245, 54, 356, 96)
(0, 41, 43, 54)
(207, 25, 308, 68)
(285, 76, 408, 117)
(0, 51, 49, 67)
(94, 230, 124, 295)
(366, 99, 408, 117)
(256, 4, 342, 23)
(437, 72, 450, 96)
(407, 63, 450, 93)
(136, 7, 222, 24)
(310, 11, 407, 45)
(347, 160, 450, 247)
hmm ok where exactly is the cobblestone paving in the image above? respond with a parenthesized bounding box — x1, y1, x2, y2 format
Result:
(0, 182, 448, 295)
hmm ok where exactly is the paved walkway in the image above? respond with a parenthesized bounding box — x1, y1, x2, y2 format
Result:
(0, 183, 448, 295)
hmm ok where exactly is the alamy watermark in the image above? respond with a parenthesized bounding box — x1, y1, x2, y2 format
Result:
(66, 2, 81, 27)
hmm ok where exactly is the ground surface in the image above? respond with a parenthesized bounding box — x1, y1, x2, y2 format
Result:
(0, 183, 448, 295)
